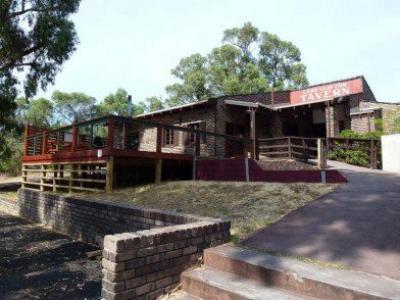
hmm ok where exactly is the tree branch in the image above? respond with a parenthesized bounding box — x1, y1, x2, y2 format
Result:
(0, 44, 43, 71)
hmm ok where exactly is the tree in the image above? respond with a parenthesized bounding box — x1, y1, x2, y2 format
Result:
(207, 44, 268, 95)
(52, 91, 96, 123)
(0, 0, 81, 128)
(17, 97, 54, 127)
(165, 54, 211, 106)
(222, 22, 259, 63)
(145, 96, 164, 112)
(165, 23, 308, 106)
(98, 89, 130, 116)
(259, 32, 308, 89)
(98, 88, 146, 117)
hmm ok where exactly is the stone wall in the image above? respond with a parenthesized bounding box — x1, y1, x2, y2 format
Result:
(102, 220, 230, 300)
(0, 188, 231, 300)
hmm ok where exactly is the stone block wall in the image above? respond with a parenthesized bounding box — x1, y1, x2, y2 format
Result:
(101, 220, 230, 300)
(0, 188, 231, 300)
(14, 189, 201, 245)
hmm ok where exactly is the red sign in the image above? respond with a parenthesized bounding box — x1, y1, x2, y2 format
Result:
(290, 78, 363, 104)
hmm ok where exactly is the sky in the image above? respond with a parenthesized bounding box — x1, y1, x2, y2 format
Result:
(36, 0, 400, 104)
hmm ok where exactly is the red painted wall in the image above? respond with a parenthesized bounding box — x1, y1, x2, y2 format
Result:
(196, 158, 347, 183)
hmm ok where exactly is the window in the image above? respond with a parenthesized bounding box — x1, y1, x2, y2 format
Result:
(187, 123, 200, 143)
(185, 122, 206, 144)
(164, 128, 175, 146)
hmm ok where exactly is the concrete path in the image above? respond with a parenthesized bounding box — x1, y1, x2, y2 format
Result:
(243, 161, 400, 279)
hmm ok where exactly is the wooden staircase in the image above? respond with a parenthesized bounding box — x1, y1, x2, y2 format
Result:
(175, 244, 400, 300)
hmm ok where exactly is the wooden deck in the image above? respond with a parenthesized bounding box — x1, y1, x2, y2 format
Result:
(22, 115, 252, 192)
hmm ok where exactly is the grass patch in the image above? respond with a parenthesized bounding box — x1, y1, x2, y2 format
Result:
(72, 181, 338, 240)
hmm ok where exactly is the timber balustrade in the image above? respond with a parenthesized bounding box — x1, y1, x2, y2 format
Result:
(23, 115, 254, 160)
(326, 137, 380, 169)
(22, 116, 254, 192)
(258, 136, 380, 169)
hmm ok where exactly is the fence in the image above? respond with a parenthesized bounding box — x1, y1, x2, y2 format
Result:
(258, 137, 320, 161)
(326, 137, 380, 169)
(258, 136, 380, 169)
(23, 116, 254, 160)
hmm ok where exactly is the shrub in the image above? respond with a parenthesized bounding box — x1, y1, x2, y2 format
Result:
(328, 130, 380, 168)
(339, 129, 362, 139)
(0, 133, 23, 176)
(344, 149, 369, 166)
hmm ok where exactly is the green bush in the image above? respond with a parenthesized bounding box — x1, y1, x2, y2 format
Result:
(339, 129, 362, 139)
(0, 133, 23, 176)
(328, 130, 380, 168)
(343, 149, 369, 166)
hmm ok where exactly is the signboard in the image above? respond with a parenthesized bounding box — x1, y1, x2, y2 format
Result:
(290, 78, 363, 104)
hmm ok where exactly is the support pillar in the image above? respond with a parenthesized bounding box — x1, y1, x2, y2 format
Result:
(106, 156, 114, 192)
(250, 108, 257, 159)
(317, 138, 327, 170)
(155, 159, 162, 184)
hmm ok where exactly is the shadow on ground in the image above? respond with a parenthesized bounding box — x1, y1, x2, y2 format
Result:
(243, 162, 400, 279)
(0, 212, 102, 300)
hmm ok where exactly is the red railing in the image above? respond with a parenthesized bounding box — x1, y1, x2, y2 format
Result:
(23, 116, 254, 161)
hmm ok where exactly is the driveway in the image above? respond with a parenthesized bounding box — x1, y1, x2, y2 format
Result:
(0, 212, 102, 299)
(243, 161, 400, 279)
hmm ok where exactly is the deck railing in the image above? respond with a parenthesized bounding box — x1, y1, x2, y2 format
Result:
(258, 136, 380, 169)
(258, 137, 320, 161)
(23, 115, 254, 160)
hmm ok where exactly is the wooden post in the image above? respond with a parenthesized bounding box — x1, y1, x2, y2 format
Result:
(53, 164, 58, 192)
(317, 138, 327, 170)
(244, 158, 250, 182)
(108, 116, 115, 151)
(24, 124, 29, 156)
(302, 138, 307, 161)
(288, 137, 292, 159)
(41, 130, 48, 155)
(71, 125, 78, 152)
(325, 101, 331, 137)
(192, 156, 196, 180)
(156, 125, 162, 153)
(155, 159, 162, 184)
(106, 156, 114, 192)
(69, 165, 76, 193)
(22, 164, 27, 188)
(250, 108, 256, 159)
(195, 132, 201, 157)
(40, 165, 45, 192)
(345, 138, 350, 151)
(370, 139, 378, 169)
(326, 137, 330, 155)
(121, 122, 126, 150)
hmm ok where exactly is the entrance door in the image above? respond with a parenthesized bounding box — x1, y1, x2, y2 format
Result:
(225, 122, 246, 157)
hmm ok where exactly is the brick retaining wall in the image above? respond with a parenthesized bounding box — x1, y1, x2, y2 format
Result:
(102, 220, 230, 300)
(0, 188, 231, 300)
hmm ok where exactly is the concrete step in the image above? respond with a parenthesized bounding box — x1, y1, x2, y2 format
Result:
(182, 266, 316, 300)
(167, 291, 201, 300)
(204, 244, 400, 300)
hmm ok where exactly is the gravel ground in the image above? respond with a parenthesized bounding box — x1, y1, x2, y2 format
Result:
(0, 212, 102, 300)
